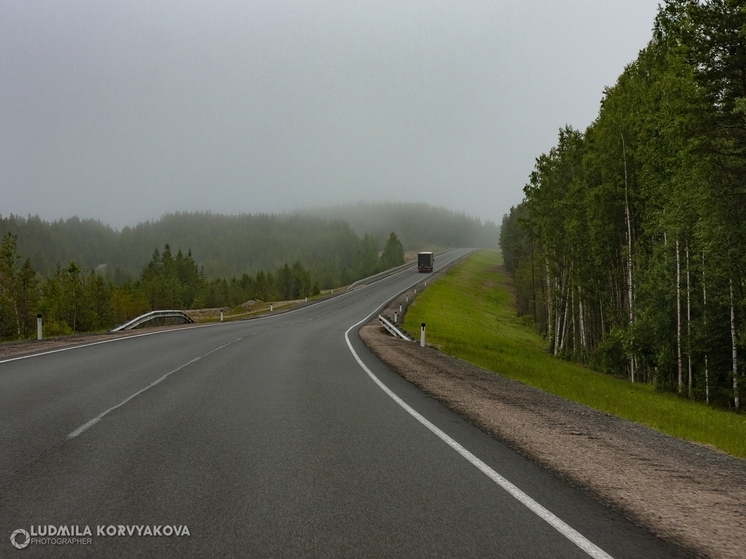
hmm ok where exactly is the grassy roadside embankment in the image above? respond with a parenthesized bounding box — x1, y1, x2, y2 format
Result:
(402, 249, 746, 459)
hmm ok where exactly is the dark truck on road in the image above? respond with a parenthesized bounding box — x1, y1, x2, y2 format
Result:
(418, 252, 434, 273)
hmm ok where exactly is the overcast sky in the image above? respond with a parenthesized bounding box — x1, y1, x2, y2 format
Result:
(1, 0, 661, 229)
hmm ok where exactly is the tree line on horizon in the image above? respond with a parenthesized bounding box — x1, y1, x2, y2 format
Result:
(0, 231, 405, 341)
(500, 0, 746, 412)
(0, 202, 495, 282)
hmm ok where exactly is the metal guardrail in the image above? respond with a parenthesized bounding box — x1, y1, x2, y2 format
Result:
(378, 315, 412, 341)
(112, 310, 195, 332)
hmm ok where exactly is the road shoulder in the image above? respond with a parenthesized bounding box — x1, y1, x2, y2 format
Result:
(360, 302, 746, 559)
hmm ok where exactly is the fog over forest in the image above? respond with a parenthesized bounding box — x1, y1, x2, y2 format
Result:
(1, 1, 660, 229)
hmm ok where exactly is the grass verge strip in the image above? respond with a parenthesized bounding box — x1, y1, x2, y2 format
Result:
(402, 249, 746, 459)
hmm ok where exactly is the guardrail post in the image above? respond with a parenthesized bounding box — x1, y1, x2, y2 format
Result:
(37, 314, 42, 340)
(420, 323, 426, 347)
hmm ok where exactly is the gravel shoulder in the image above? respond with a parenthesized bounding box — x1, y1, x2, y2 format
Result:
(360, 294, 746, 559)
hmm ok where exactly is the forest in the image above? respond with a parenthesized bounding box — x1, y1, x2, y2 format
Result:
(0, 203, 495, 280)
(0, 229, 407, 340)
(500, 0, 746, 411)
(0, 204, 492, 342)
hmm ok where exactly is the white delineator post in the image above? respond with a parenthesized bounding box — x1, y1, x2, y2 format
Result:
(305, 297, 308, 302)
(37, 314, 42, 340)
(394, 311, 398, 324)
(420, 323, 426, 348)
(399, 304, 402, 313)
(270, 304, 273, 312)
(220, 310, 224, 322)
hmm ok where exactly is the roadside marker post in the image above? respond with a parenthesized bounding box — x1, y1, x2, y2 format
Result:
(420, 323, 426, 348)
(37, 314, 42, 340)
(220, 310, 224, 322)
(394, 311, 398, 324)
(270, 304, 273, 312)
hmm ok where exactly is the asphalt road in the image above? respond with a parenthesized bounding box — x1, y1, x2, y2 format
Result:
(0, 249, 690, 558)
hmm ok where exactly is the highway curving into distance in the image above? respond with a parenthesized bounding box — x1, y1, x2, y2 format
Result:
(0, 249, 689, 558)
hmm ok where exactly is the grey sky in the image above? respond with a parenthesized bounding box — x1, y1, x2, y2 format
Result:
(1, 0, 660, 229)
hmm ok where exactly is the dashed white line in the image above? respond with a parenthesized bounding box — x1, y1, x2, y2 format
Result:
(68, 338, 242, 439)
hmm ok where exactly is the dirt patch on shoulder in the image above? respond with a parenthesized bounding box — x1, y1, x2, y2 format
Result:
(361, 304, 746, 559)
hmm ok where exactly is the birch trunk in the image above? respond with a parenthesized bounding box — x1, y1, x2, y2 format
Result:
(559, 283, 570, 353)
(571, 275, 577, 355)
(676, 239, 683, 394)
(686, 242, 692, 398)
(546, 261, 553, 348)
(554, 275, 561, 356)
(621, 133, 635, 382)
(702, 249, 709, 404)
(578, 285, 586, 352)
(730, 279, 739, 410)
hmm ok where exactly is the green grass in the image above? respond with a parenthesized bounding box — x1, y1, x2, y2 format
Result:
(403, 249, 746, 459)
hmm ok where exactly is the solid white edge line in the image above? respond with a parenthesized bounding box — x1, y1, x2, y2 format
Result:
(0, 323, 212, 365)
(67, 337, 242, 439)
(343, 264, 614, 559)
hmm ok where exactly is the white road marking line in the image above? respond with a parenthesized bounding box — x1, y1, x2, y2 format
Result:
(344, 315, 614, 559)
(0, 323, 212, 364)
(68, 338, 241, 439)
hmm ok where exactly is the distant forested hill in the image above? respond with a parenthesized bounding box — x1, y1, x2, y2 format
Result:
(0, 213, 359, 281)
(0, 203, 493, 280)
(299, 202, 498, 250)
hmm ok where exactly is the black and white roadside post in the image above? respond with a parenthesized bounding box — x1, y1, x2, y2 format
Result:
(37, 314, 42, 341)
(394, 311, 398, 324)
(270, 304, 273, 312)
(420, 323, 426, 348)
(220, 310, 224, 322)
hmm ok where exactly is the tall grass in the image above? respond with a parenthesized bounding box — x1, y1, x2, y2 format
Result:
(403, 250, 746, 458)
